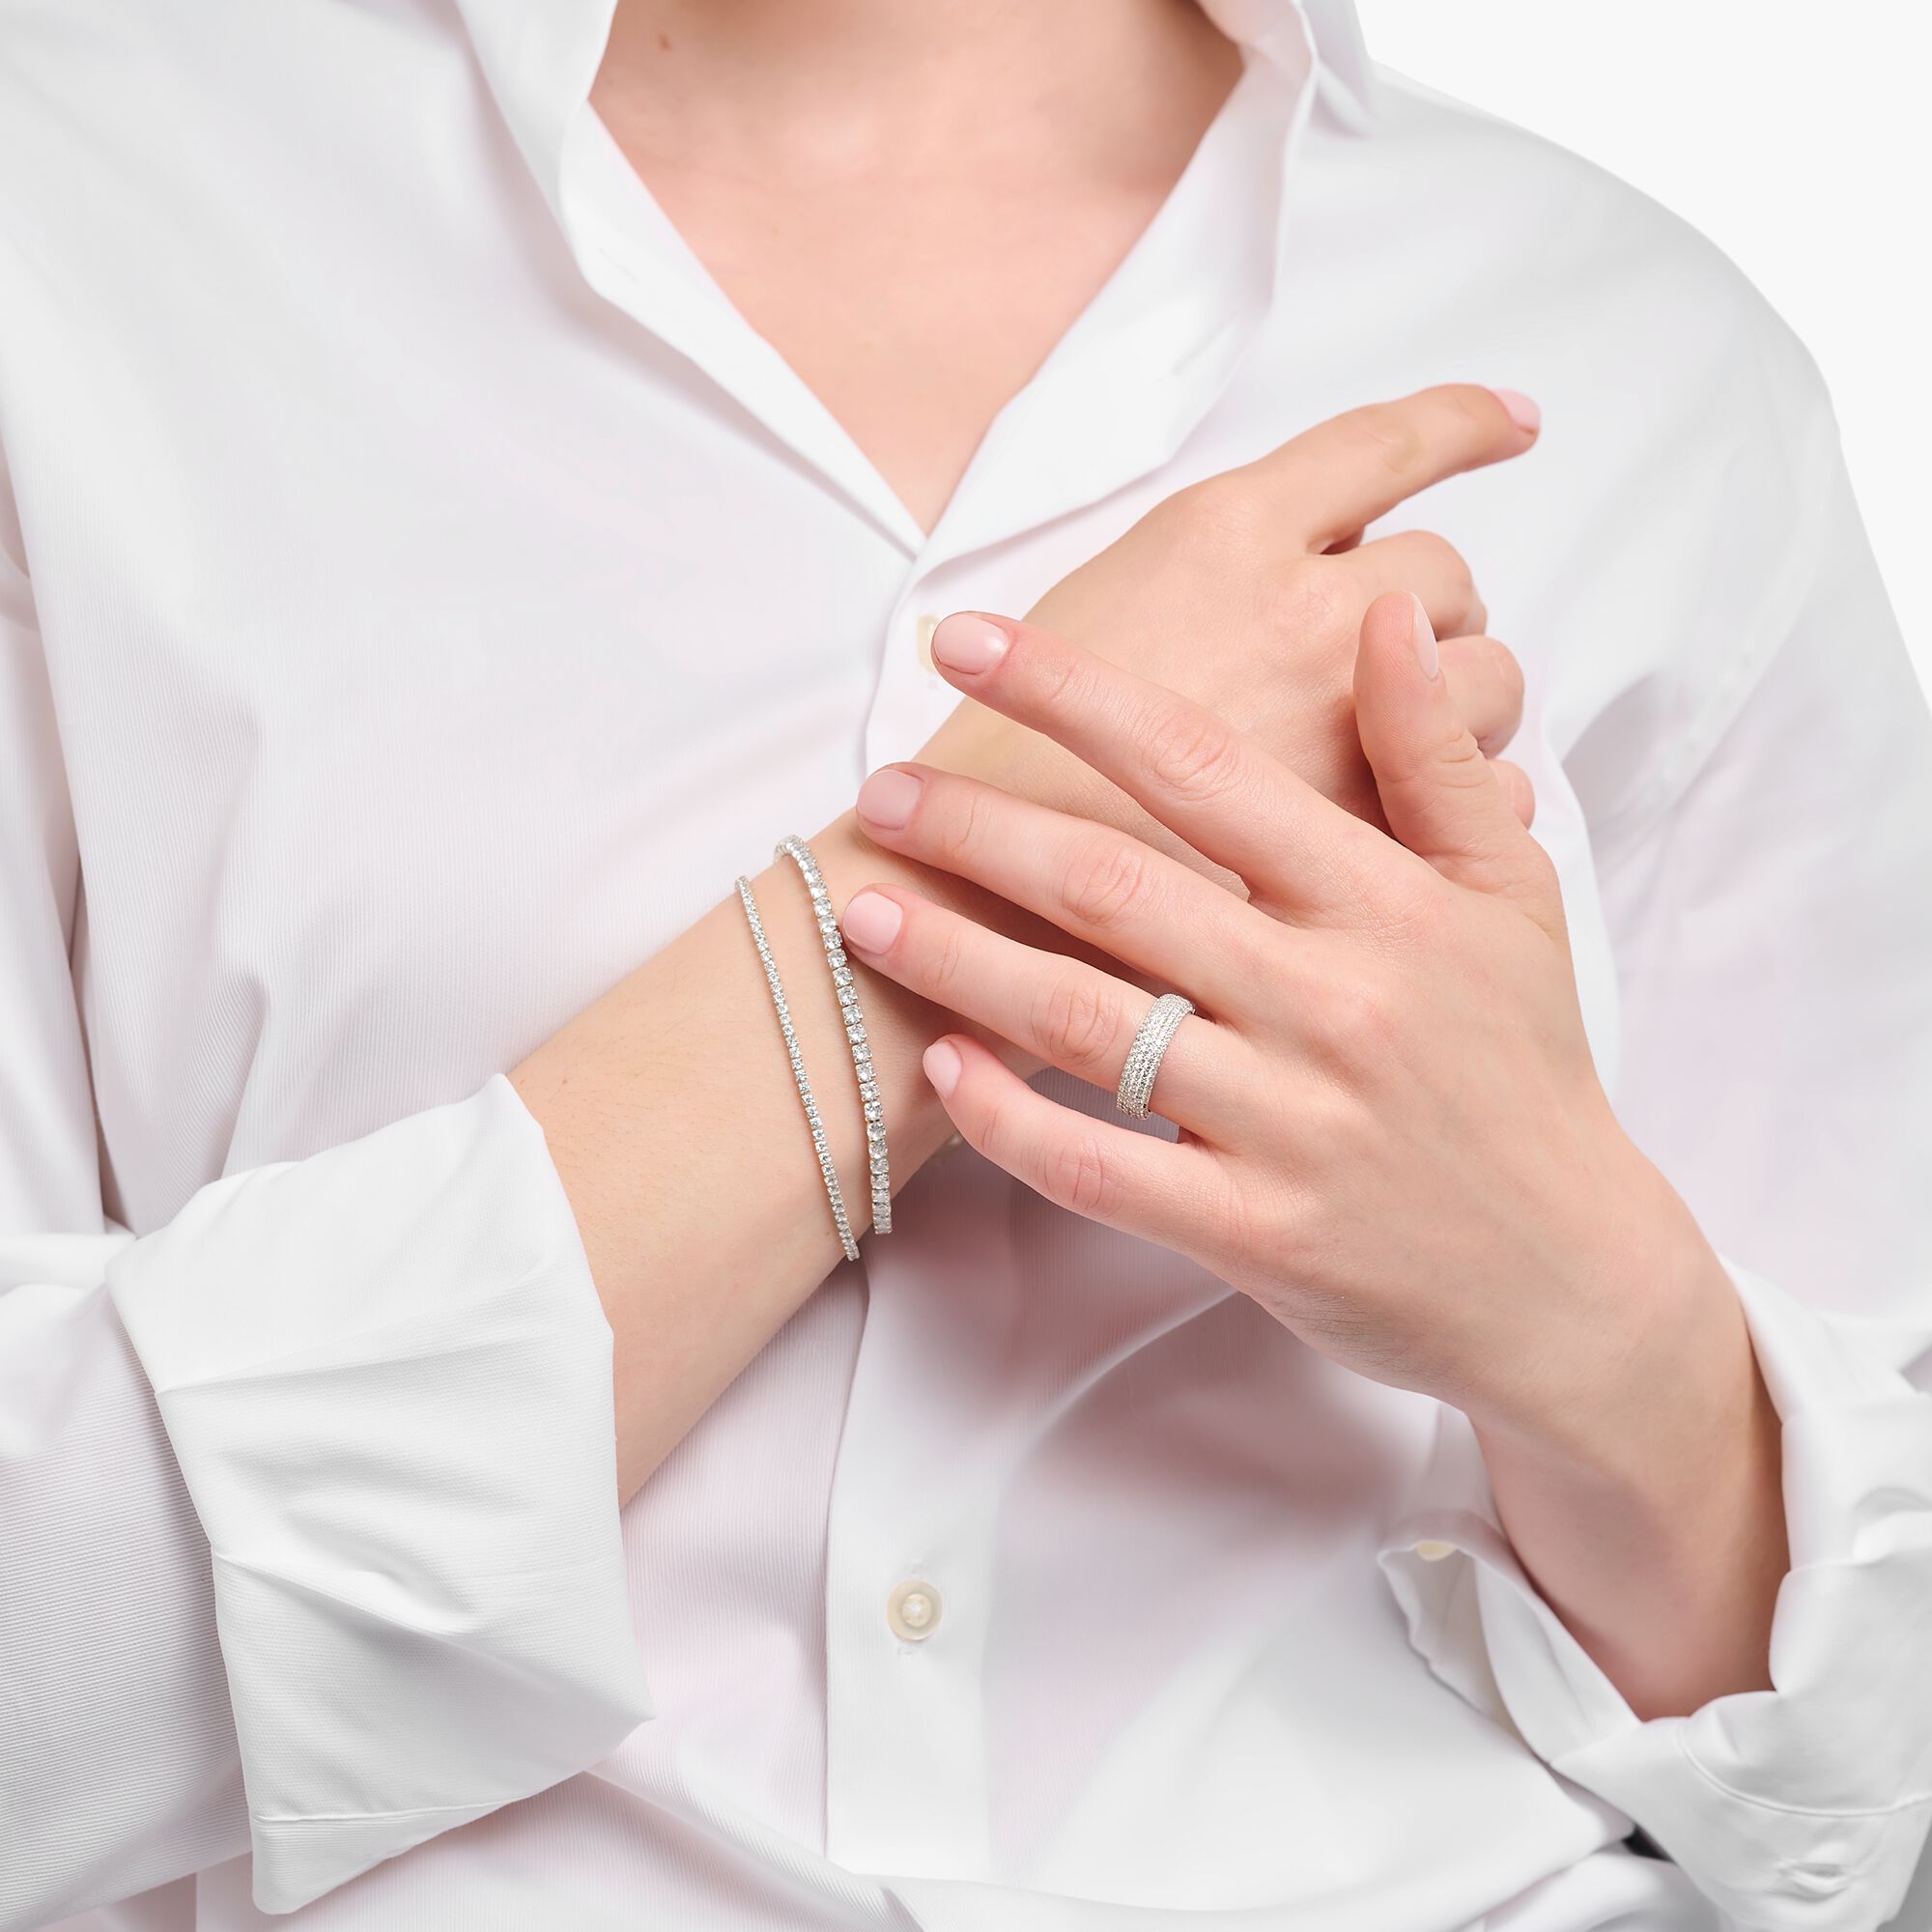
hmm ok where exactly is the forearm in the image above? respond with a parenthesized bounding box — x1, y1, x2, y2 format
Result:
(1470, 1179, 1788, 1721)
(511, 810, 980, 1498)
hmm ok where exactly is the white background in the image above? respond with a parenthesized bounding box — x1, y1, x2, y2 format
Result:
(1358, 0, 1932, 692)
(1368, 21, 1932, 1921)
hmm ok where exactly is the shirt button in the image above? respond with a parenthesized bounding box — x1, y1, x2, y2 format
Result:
(887, 1577, 943, 1641)
(915, 612, 940, 672)
(1414, 1540, 1456, 1563)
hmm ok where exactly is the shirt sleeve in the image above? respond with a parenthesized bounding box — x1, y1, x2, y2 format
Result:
(1379, 434, 1932, 1930)
(0, 540, 652, 1927)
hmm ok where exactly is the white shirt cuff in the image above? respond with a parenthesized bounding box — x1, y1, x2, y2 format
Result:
(1378, 1264, 1932, 1931)
(106, 1074, 653, 1915)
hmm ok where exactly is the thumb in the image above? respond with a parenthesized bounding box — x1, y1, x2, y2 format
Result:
(1353, 591, 1553, 914)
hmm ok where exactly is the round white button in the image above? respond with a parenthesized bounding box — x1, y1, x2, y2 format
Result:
(1413, 1540, 1456, 1563)
(915, 612, 940, 672)
(887, 1577, 942, 1641)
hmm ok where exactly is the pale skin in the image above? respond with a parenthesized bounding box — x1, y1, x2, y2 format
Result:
(592, 0, 1247, 531)
(511, 0, 1785, 1723)
(840, 603, 1786, 1720)
(517, 393, 1534, 1488)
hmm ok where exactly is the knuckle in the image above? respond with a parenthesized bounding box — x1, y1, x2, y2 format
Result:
(1303, 970, 1403, 1066)
(969, 1090, 1007, 1163)
(1139, 701, 1248, 807)
(1160, 475, 1268, 563)
(1025, 633, 1090, 716)
(1058, 832, 1157, 933)
(1442, 634, 1523, 750)
(1401, 383, 1502, 450)
(1270, 558, 1359, 647)
(920, 917, 969, 999)
(1043, 1132, 1120, 1220)
(1347, 402, 1428, 480)
(1434, 719, 1494, 789)
(941, 779, 997, 867)
(1493, 758, 1538, 827)
(1489, 636, 1526, 713)
(1033, 971, 1123, 1071)
(1419, 529, 1478, 600)
(1520, 838, 1561, 901)
(1436, 382, 1497, 436)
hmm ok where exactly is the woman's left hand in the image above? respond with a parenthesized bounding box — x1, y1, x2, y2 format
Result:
(840, 594, 1737, 1456)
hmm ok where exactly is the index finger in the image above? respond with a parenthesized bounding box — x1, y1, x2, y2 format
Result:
(924, 611, 1397, 920)
(1221, 384, 1540, 552)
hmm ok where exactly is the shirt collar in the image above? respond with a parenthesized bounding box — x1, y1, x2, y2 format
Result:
(449, 0, 1371, 555)
(451, 0, 1378, 222)
(1203, 0, 1378, 127)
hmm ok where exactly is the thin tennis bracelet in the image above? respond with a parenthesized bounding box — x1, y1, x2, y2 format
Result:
(775, 835, 892, 1235)
(735, 873, 861, 1263)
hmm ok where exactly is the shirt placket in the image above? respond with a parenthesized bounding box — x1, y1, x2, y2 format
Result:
(827, 29, 1322, 1884)
(478, 0, 1323, 1886)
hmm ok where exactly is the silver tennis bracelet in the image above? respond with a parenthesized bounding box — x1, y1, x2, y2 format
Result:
(734, 873, 861, 1262)
(733, 835, 891, 1261)
(775, 836, 893, 1235)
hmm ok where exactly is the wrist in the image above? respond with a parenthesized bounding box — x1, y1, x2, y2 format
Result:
(1466, 1168, 1787, 1715)
(795, 811, 969, 1162)
(1468, 1145, 1757, 1496)
(1466, 1137, 1783, 1555)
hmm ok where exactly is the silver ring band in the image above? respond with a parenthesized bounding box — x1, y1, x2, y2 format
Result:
(1116, 992, 1195, 1121)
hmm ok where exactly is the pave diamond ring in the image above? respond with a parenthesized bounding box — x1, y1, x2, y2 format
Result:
(1115, 992, 1196, 1122)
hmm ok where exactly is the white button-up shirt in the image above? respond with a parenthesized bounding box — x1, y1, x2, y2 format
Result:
(3, 4, 1929, 1930)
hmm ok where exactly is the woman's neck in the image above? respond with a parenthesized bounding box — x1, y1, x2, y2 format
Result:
(592, 1, 1241, 531)
(597, 0, 1234, 192)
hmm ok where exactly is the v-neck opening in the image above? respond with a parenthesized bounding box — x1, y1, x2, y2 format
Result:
(558, 43, 1305, 566)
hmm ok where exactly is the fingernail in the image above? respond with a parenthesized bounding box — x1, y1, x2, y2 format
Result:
(930, 613, 1010, 674)
(1492, 388, 1541, 435)
(839, 890, 903, 953)
(923, 1038, 962, 1097)
(856, 767, 923, 829)
(1409, 593, 1440, 680)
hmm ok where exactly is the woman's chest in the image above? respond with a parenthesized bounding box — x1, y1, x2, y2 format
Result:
(18, 214, 1621, 1228)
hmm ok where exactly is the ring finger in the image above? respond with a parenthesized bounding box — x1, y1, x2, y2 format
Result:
(838, 885, 1249, 1140)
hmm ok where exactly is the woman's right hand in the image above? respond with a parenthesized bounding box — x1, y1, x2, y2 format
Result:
(917, 384, 1541, 858)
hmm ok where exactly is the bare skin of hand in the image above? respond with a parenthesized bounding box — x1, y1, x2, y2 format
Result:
(513, 388, 1538, 1497)
(924, 383, 1541, 873)
(838, 601, 1787, 1721)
